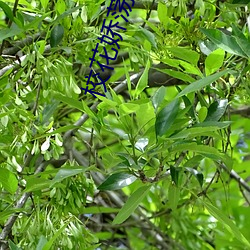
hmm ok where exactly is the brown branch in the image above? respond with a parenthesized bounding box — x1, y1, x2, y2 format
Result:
(230, 106, 250, 118)
(70, 147, 178, 249)
(2, 32, 46, 56)
(0, 161, 49, 241)
(142, 0, 156, 28)
(0, 45, 51, 78)
(219, 163, 250, 193)
(0, 0, 20, 55)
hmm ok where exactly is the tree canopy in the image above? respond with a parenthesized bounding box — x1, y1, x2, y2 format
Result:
(1, 0, 250, 249)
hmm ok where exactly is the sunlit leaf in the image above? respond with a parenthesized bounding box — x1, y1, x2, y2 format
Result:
(205, 49, 225, 75)
(40, 0, 49, 9)
(198, 106, 208, 122)
(0, 168, 18, 194)
(158, 2, 168, 24)
(119, 103, 140, 115)
(168, 47, 200, 65)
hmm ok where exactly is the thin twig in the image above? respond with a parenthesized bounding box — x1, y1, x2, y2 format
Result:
(142, 0, 155, 28)
(0, 0, 20, 55)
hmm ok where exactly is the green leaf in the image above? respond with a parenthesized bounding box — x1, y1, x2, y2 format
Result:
(134, 59, 150, 98)
(112, 185, 151, 224)
(198, 106, 208, 122)
(205, 49, 225, 75)
(0, 25, 23, 42)
(40, 0, 49, 9)
(151, 86, 166, 111)
(170, 126, 220, 139)
(231, 24, 247, 40)
(25, 12, 52, 30)
(200, 28, 247, 58)
(119, 103, 140, 115)
(9, 241, 22, 250)
(183, 155, 204, 168)
(42, 223, 69, 250)
(176, 69, 231, 98)
(179, 61, 203, 76)
(36, 235, 48, 250)
(205, 99, 228, 122)
(34, 125, 79, 140)
(185, 167, 204, 187)
(50, 24, 64, 47)
(0, 209, 23, 223)
(203, 201, 250, 248)
(41, 100, 60, 125)
(168, 47, 200, 65)
(194, 121, 231, 129)
(158, 2, 168, 24)
(98, 172, 137, 191)
(53, 5, 83, 23)
(0, 168, 18, 194)
(179, 93, 196, 119)
(14, 14, 24, 28)
(24, 177, 51, 192)
(234, 36, 250, 58)
(51, 166, 86, 186)
(157, 68, 195, 83)
(170, 166, 181, 186)
(0, 1, 14, 21)
(135, 27, 157, 49)
(230, 24, 250, 58)
(155, 99, 179, 137)
(168, 182, 180, 210)
(80, 206, 120, 214)
(53, 92, 85, 112)
(170, 143, 229, 165)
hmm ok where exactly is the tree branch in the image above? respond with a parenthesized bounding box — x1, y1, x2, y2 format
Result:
(219, 163, 250, 193)
(0, 161, 49, 241)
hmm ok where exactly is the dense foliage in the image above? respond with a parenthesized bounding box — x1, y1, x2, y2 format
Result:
(1, 0, 250, 249)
